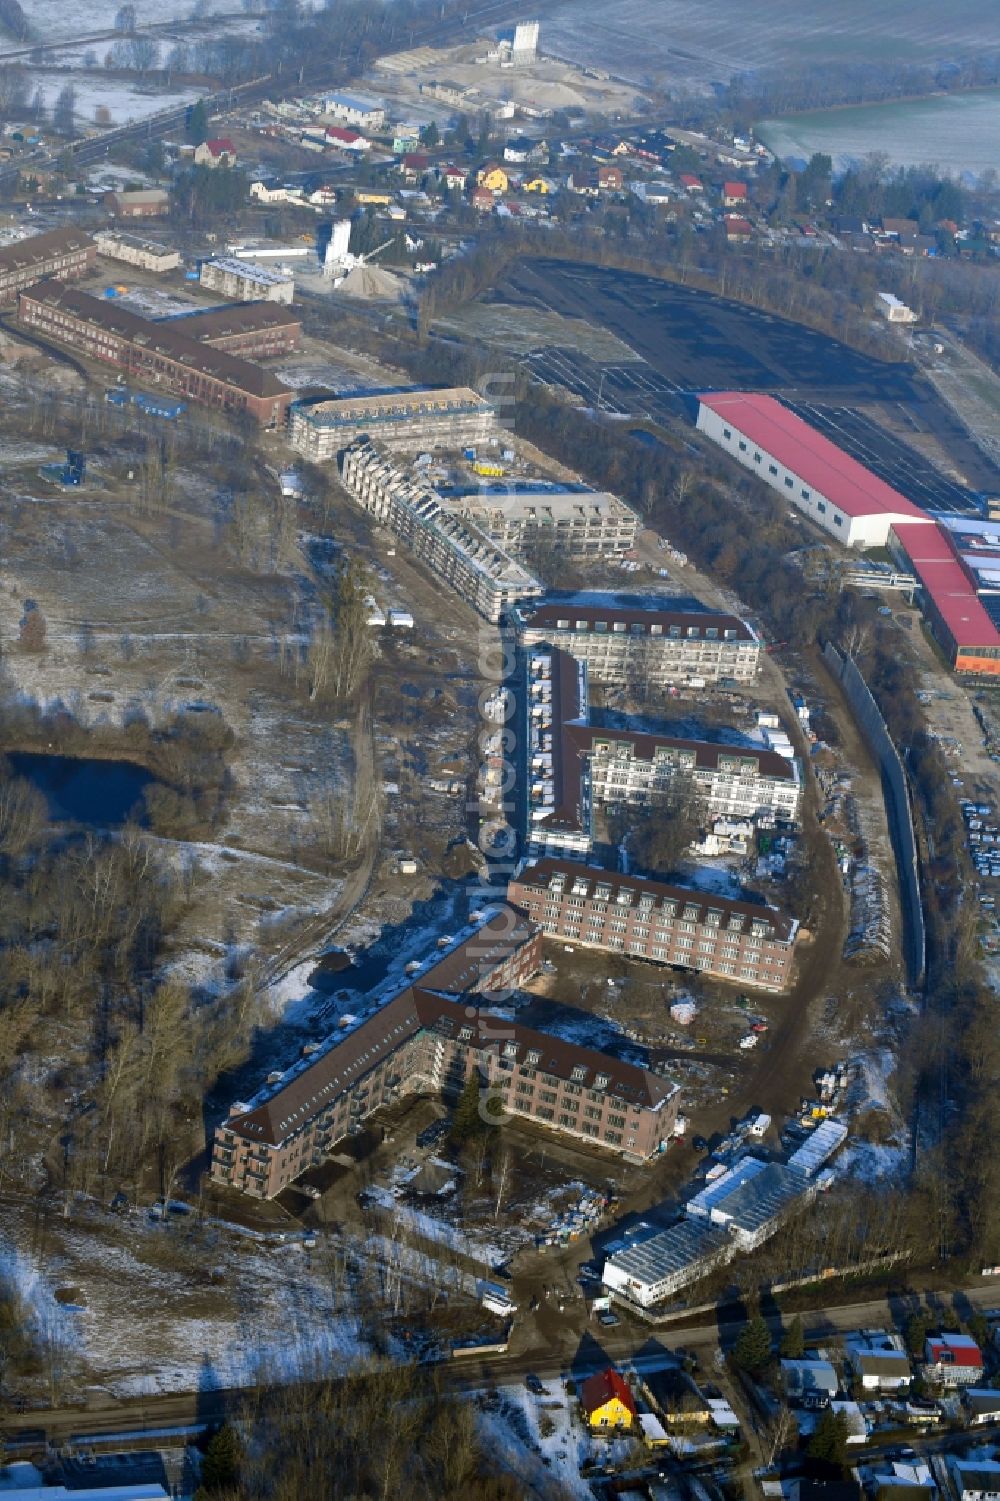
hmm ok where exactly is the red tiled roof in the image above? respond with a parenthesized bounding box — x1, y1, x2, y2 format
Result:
(205, 137, 236, 155)
(723, 180, 747, 197)
(698, 394, 930, 523)
(580, 1368, 637, 1418)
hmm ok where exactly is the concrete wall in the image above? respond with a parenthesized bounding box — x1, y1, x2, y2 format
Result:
(822, 641, 925, 988)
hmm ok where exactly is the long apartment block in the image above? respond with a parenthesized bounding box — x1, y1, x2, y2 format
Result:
(339, 440, 541, 623)
(508, 858, 798, 991)
(291, 386, 497, 459)
(526, 643, 801, 857)
(211, 911, 680, 1197)
(515, 596, 761, 686)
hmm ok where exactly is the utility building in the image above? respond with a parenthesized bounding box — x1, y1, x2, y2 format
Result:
(696, 393, 933, 549)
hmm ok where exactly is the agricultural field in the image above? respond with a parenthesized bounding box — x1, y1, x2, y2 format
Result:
(538, 0, 1000, 90)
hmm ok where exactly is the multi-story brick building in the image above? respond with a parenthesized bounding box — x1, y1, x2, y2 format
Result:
(525, 643, 801, 857)
(0, 227, 95, 303)
(290, 387, 497, 459)
(338, 441, 541, 623)
(211, 910, 679, 1197)
(454, 487, 639, 562)
(171, 303, 302, 360)
(508, 858, 798, 991)
(18, 283, 293, 427)
(515, 597, 760, 687)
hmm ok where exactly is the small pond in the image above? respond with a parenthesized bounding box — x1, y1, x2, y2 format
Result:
(8, 753, 154, 826)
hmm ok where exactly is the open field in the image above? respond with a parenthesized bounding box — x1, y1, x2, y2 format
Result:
(497, 260, 922, 402)
(536, 0, 1000, 90)
(491, 259, 997, 497)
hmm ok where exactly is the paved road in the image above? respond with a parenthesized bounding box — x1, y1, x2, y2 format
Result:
(4, 1283, 998, 1448)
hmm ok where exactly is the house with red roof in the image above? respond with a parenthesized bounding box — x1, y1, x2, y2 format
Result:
(680, 173, 703, 193)
(194, 137, 237, 168)
(724, 214, 753, 242)
(723, 180, 748, 207)
(580, 1368, 637, 1430)
(440, 163, 468, 191)
(924, 1333, 984, 1386)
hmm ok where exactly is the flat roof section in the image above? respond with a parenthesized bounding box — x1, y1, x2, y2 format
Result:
(891, 521, 1000, 649)
(520, 598, 755, 640)
(296, 387, 493, 428)
(699, 392, 931, 523)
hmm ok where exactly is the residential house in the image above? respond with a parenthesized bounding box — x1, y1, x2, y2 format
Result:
(503, 136, 534, 163)
(850, 1349, 911, 1393)
(876, 1482, 936, 1501)
(580, 1368, 637, 1431)
(781, 1358, 838, 1406)
(632, 181, 671, 207)
(392, 126, 421, 153)
(598, 163, 624, 192)
(642, 1367, 711, 1426)
(723, 180, 748, 208)
(874, 1459, 935, 1495)
(880, 216, 919, 239)
(477, 162, 509, 194)
(524, 175, 556, 194)
(829, 1400, 867, 1445)
(724, 214, 753, 242)
(440, 164, 467, 191)
(471, 186, 495, 213)
(400, 153, 429, 183)
(964, 1388, 1000, 1426)
(194, 137, 237, 168)
(924, 1333, 984, 1386)
(950, 1461, 1000, 1501)
(567, 167, 600, 197)
(680, 173, 704, 193)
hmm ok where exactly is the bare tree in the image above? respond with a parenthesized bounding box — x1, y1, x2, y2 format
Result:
(115, 3, 137, 33)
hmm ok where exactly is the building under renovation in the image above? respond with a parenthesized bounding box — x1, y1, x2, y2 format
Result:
(290, 387, 498, 459)
(339, 440, 541, 623)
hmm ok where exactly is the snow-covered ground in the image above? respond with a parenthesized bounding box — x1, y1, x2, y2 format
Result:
(478, 1379, 632, 1501)
(24, 70, 201, 129)
(8, 0, 238, 50)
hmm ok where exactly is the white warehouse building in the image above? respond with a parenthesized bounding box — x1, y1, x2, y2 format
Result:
(697, 393, 933, 550)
